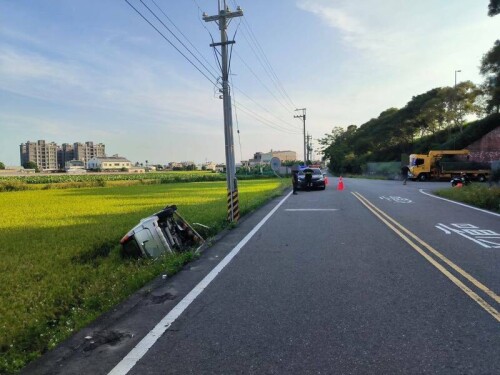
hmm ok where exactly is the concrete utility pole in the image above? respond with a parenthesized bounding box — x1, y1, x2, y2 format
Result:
(294, 108, 307, 165)
(306, 133, 312, 162)
(203, 1, 243, 222)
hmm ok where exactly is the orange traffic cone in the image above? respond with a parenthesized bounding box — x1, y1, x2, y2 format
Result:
(337, 176, 344, 191)
(324, 176, 329, 185)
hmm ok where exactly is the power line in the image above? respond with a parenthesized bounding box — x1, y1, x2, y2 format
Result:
(230, 0, 297, 110)
(230, 74, 243, 164)
(189, 0, 300, 134)
(195, 2, 300, 134)
(233, 86, 302, 131)
(190, 0, 220, 72)
(233, 51, 295, 117)
(227, 20, 242, 86)
(224, 7, 301, 131)
(150, 0, 220, 75)
(126, 1, 300, 141)
(241, 19, 297, 109)
(138, 0, 219, 81)
(123, 0, 218, 86)
(234, 100, 302, 135)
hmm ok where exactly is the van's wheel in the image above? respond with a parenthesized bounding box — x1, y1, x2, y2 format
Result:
(478, 174, 486, 182)
(418, 173, 428, 181)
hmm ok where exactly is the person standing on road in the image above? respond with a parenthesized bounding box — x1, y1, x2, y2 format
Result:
(401, 165, 410, 185)
(304, 168, 313, 191)
(292, 170, 299, 195)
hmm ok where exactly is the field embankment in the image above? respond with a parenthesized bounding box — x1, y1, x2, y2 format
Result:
(0, 179, 288, 374)
(0, 171, 278, 191)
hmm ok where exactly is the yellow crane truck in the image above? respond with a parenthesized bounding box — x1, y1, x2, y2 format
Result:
(408, 150, 491, 182)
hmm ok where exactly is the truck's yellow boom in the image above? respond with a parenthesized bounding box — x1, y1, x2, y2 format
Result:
(428, 150, 470, 158)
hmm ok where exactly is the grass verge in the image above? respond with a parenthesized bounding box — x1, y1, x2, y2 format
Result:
(435, 183, 500, 213)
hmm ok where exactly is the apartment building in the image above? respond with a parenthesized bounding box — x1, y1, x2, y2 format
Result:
(74, 142, 106, 167)
(21, 140, 106, 170)
(20, 140, 58, 171)
(57, 143, 76, 169)
(57, 142, 106, 169)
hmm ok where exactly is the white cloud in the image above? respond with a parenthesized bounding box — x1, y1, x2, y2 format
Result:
(0, 43, 221, 125)
(296, 0, 418, 63)
(295, 0, 497, 105)
(0, 48, 88, 88)
(298, 1, 363, 34)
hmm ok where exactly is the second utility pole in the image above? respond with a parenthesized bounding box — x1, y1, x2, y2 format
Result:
(294, 108, 307, 164)
(204, 1, 243, 222)
(306, 133, 312, 162)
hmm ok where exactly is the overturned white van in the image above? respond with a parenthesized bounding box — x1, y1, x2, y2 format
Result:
(120, 205, 204, 258)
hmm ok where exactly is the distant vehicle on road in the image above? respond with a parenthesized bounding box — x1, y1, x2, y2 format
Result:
(297, 167, 326, 190)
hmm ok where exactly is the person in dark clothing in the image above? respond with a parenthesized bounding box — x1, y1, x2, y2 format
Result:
(292, 170, 299, 195)
(401, 165, 410, 185)
(304, 168, 313, 190)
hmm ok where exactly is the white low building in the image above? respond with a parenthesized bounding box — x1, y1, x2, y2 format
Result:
(248, 150, 297, 166)
(203, 161, 217, 171)
(65, 160, 86, 173)
(87, 156, 131, 171)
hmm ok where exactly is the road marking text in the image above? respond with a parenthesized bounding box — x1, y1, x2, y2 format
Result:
(379, 196, 413, 203)
(436, 223, 500, 249)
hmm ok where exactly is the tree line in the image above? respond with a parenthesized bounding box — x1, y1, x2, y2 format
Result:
(320, 37, 500, 174)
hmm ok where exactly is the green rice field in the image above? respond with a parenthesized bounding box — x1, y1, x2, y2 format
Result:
(0, 179, 288, 374)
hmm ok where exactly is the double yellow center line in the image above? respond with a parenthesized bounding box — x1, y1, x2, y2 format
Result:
(352, 192, 500, 322)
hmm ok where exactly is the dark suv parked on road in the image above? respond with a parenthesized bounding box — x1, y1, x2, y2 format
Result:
(297, 168, 326, 190)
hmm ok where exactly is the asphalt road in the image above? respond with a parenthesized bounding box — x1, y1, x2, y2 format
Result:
(24, 177, 500, 375)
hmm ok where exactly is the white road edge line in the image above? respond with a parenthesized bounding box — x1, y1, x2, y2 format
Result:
(108, 191, 293, 375)
(419, 189, 500, 218)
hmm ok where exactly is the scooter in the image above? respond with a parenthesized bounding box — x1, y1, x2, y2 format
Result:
(451, 174, 470, 187)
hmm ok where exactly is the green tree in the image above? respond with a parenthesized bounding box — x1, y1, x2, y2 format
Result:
(402, 90, 444, 137)
(23, 161, 39, 172)
(480, 40, 500, 114)
(282, 160, 302, 167)
(489, 0, 500, 16)
(350, 109, 406, 155)
(319, 127, 358, 174)
(0, 162, 5, 170)
(441, 81, 483, 131)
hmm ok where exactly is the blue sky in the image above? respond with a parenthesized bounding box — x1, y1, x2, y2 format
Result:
(0, 0, 497, 166)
